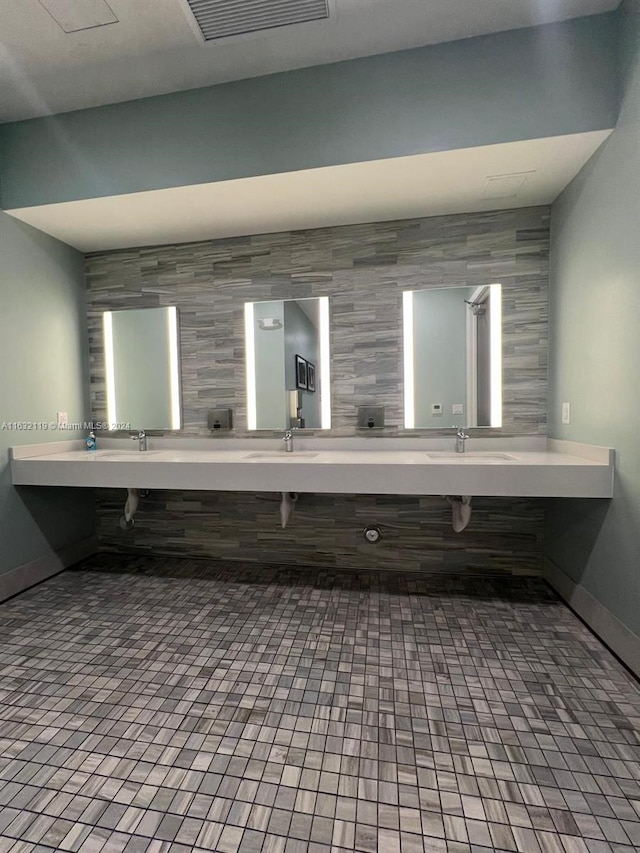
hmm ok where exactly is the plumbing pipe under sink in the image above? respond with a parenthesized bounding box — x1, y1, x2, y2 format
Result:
(280, 492, 299, 528)
(446, 495, 472, 532)
(120, 488, 140, 530)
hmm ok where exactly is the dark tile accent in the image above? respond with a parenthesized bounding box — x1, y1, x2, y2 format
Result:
(96, 490, 545, 576)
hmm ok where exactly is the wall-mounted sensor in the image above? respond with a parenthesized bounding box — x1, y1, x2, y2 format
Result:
(357, 406, 385, 429)
(431, 403, 443, 416)
(207, 408, 233, 431)
(363, 526, 382, 543)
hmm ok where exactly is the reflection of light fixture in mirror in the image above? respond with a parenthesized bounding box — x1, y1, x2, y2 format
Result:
(167, 307, 181, 430)
(104, 311, 117, 426)
(466, 284, 502, 428)
(319, 296, 331, 429)
(244, 302, 257, 430)
(258, 317, 283, 331)
(402, 290, 415, 429)
(489, 283, 502, 428)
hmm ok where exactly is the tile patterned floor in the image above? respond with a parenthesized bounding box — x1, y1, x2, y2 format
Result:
(0, 555, 639, 853)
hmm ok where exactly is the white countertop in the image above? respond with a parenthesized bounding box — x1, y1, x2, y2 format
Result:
(10, 437, 614, 497)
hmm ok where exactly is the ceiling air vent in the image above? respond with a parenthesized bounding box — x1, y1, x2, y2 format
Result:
(482, 172, 534, 200)
(185, 0, 330, 42)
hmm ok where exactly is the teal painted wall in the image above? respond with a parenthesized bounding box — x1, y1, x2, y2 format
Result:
(546, 1, 640, 636)
(0, 14, 618, 209)
(0, 211, 95, 575)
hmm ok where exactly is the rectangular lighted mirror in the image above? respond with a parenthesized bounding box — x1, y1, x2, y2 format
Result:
(403, 284, 502, 429)
(103, 306, 181, 430)
(245, 297, 331, 430)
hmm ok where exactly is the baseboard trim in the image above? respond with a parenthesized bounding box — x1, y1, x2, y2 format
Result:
(544, 557, 640, 677)
(0, 537, 98, 604)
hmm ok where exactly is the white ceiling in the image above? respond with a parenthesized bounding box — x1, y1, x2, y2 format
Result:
(0, 0, 619, 122)
(6, 131, 610, 252)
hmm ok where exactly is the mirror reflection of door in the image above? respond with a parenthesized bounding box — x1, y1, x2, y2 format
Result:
(465, 286, 494, 427)
(284, 300, 320, 429)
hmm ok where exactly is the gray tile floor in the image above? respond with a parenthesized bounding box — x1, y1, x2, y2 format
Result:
(0, 555, 639, 853)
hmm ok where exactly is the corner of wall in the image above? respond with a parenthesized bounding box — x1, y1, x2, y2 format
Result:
(544, 557, 640, 677)
(0, 536, 97, 604)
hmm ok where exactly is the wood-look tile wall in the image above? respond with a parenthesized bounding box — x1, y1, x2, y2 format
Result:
(97, 490, 545, 576)
(87, 206, 550, 575)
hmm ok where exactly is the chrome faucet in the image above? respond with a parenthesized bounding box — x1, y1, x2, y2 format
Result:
(455, 427, 469, 453)
(132, 430, 148, 452)
(283, 430, 294, 453)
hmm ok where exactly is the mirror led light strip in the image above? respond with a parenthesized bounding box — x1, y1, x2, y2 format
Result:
(318, 297, 331, 429)
(402, 290, 415, 429)
(167, 307, 182, 430)
(103, 311, 117, 428)
(244, 302, 257, 430)
(490, 283, 503, 428)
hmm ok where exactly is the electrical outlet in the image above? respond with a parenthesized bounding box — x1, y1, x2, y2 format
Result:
(56, 411, 68, 429)
(562, 402, 571, 425)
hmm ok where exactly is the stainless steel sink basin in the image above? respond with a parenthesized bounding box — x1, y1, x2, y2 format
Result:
(426, 452, 515, 460)
(244, 452, 319, 460)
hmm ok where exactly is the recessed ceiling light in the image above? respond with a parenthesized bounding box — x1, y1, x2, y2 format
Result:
(38, 0, 118, 33)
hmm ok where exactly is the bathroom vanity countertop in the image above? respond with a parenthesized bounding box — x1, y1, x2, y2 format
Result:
(11, 438, 614, 497)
